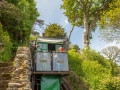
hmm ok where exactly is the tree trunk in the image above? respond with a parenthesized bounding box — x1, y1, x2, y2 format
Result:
(66, 26, 74, 51)
(83, 13, 89, 48)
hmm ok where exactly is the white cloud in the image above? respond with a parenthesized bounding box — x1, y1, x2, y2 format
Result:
(64, 20, 69, 24)
(103, 41, 120, 48)
(91, 41, 120, 52)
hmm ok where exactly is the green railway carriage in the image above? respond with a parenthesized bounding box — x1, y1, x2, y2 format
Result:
(30, 38, 70, 90)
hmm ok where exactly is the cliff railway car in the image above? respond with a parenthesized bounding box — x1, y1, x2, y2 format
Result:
(30, 38, 70, 90)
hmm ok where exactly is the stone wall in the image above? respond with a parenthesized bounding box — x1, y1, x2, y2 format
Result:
(7, 47, 32, 90)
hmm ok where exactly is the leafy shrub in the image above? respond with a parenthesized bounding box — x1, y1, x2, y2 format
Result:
(68, 48, 114, 90)
(30, 35, 37, 41)
(67, 71, 89, 90)
(68, 49, 86, 89)
(80, 48, 110, 67)
(0, 24, 13, 62)
(68, 49, 83, 76)
(99, 75, 120, 90)
(69, 44, 80, 51)
(82, 60, 110, 90)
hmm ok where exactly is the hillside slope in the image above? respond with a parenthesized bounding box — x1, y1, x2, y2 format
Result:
(67, 49, 116, 90)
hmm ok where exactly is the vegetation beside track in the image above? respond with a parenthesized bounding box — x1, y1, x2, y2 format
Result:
(68, 49, 120, 90)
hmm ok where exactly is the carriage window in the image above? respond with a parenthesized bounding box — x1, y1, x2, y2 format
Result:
(39, 44, 42, 49)
(56, 45, 62, 51)
(43, 44, 47, 49)
(38, 43, 48, 52)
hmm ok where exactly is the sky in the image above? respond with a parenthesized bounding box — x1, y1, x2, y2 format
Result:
(34, 0, 120, 51)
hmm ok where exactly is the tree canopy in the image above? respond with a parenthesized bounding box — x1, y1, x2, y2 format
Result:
(44, 23, 66, 38)
(101, 46, 120, 76)
(69, 44, 80, 51)
(61, 0, 114, 48)
(99, 0, 120, 42)
(0, 0, 39, 46)
(101, 46, 120, 62)
(0, 1, 22, 43)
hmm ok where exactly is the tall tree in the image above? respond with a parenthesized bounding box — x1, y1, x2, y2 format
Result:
(61, 0, 114, 48)
(99, 0, 120, 42)
(101, 46, 120, 62)
(33, 19, 44, 35)
(44, 23, 66, 38)
(16, 0, 39, 44)
(35, 19, 44, 28)
(0, 1, 22, 43)
(101, 46, 120, 76)
(69, 44, 80, 51)
(2, 0, 39, 45)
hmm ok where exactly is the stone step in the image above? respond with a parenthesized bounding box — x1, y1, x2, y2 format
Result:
(0, 80, 10, 83)
(0, 73, 12, 80)
(0, 75, 11, 80)
(2, 73, 12, 77)
(0, 66, 14, 74)
(0, 88, 6, 90)
(0, 80, 10, 88)
(0, 62, 13, 67)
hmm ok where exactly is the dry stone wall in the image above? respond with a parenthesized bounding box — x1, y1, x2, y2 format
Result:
(7, 47, 32, 90)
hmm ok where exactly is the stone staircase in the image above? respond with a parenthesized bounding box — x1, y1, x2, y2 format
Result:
(0, 62, 14, 90)
(7, 47, 32, 90)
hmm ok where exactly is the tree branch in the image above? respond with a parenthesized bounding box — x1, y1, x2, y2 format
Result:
(68, 25, 74, 43)
(89, 12, 100, 32)
(87, 0, 93, 13)
(80, 0, 85, 11)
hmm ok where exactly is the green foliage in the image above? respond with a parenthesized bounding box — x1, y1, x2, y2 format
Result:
(0, 24, 12, 62)
(80, 48, 111, 90)
(68, 48, 117, 90)
(61, 0, 82, 26)
(44, 23, 66, 38)
(16, 0, 39, 44)
(82, 60, 110, 90)
(30, 35, 37, 41)
(61, 0, 114, 47)
(0, 0, 39, 47)
(101, 46, 120, 76)
(99, 0, 120, 42)
(80, 48, 109, 67)
(67, 71, 89, 90)
(5, 0, 19, 5)
(69, 44, 80, 51)
(68, 49, 83, 76)
(99, 75, 120, 90)
(61, 0, 113, 27)
(0, 0, 22, 43)
(68, 49, 86, 89)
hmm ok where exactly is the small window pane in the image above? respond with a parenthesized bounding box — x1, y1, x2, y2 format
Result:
(38, 44, 42, 49)
(43, 44, 47, 49)
(56, 45, 62, 51)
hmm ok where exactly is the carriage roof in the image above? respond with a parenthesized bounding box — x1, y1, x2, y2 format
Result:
(36, 38, 66, 44)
